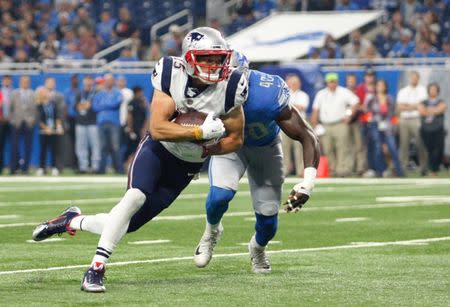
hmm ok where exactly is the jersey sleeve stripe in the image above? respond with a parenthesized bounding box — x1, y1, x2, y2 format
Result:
(161, 57, 173, 96)
(224, 69, 243, 113)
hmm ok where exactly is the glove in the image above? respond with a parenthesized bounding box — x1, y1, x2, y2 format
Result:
(200, 113, 225, 140)
(282, 181, 313, 213)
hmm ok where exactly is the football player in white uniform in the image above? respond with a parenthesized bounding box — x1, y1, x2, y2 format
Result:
(31, 27, 248, 292)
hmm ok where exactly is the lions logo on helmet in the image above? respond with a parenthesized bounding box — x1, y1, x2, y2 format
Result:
(182, 27, 232, 84)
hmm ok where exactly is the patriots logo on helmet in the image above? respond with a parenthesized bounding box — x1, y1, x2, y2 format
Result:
(188, 32, 204, 42)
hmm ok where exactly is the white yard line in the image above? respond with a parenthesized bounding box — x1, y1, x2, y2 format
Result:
(2, 201, 450, 229)
(0, 215, 21, 219)
(335, 217, 369, 222)
(0, 236, 448, 276)
(429, 219, 450, 223)
(377, 196, 450, 203)
(128, 240, 171, 245)
(26, 238, 65, 243)
(0, 223, 38, 228)
(1, 176, 450, 185)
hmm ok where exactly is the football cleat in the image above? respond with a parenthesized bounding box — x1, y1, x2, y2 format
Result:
(81, 264, 106, 293)
(248, 235, 271, 273)
(193, 223, 223, 268)
(32, 206, 81, 241)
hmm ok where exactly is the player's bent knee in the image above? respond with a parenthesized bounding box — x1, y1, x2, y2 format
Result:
(255, 213, 278, 246)
(206, 186, 235, 224)
(123, 188, 147, 211)
(208, 186, 235, 206)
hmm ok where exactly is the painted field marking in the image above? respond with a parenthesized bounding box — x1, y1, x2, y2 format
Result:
(1, 176, 450, 185)
(243, 217, 256, 221)
(0, 223, 38, 228)
(2, 201, 450, 229)
(376, 196, 450, 203)
(128, 240, 171, 245)
(429, 219, 450, 223)
(0, 236, 448, 276)
(237, 240, 281, 246)
(25, 238, 65, 243)
(335, 217, 369, 222)
(0, 215, 21, 220)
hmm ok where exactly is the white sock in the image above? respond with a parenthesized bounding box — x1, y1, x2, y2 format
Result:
(206, 221, 221, 233)
(70, 214, 108, 235)
(91, 189, 146, 267)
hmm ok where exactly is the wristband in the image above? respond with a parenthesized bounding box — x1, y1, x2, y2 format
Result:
(193, 127, 203, 140)
(303, 167, 317, 187)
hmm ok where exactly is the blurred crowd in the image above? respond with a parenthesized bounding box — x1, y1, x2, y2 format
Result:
(281, 70, 447, 178)
(0, 74, 149, 175)
(1, 0, 449, 63)
(206, 0, 450, 60)
(0, 0, 143, 63)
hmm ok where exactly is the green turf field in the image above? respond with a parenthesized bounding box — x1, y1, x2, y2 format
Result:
(0, 177, 449, 306)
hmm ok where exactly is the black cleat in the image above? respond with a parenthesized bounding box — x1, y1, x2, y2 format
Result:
(81, 265, 106, 293)
(32, 206, 81, 241)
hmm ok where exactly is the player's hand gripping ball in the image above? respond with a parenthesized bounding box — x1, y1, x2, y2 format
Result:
(174, 111, 224, 146)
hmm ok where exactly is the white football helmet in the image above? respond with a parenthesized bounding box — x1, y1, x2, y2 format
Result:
(182, 27, 232, 84)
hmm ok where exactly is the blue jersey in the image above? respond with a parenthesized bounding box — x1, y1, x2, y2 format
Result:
(243, 70, 290, 146)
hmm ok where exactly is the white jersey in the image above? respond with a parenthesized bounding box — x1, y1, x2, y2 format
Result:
(151, 56, 248, 162)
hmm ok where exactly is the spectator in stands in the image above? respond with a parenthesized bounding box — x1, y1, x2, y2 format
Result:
(75, 75, 100, 174)
(45, 77, 66, 174)
(163, 24, 183, 57)
(418, 83, 446, 176)
(343, 30, 372, 58)
(400, 0, 420, 28)
(124, 86, 148, 170)
(78, 26, 97, 59)
(441, 38, 450, 56)
(388, 28, 415, 57)
(385, 10, 407, 43)
(396, 71, 428, 175)
(281, 74, 310, 177)
(254, 0, 276, 19)
(117, 75, 133, 165)
(73, 6, 95, 33)
(362, 44, 381, 59)
(114, 7, 137, 39)
(231, 0, 256, 32)
(335, 0, 360, 11)
(14, 48, 30, 62)
(1, 26, 15, 57)
(0, 49, 12, 63)
(64, 74, 80, 170)
(364, 79, 404, 177)
(36, 86, 63, 176)
(345, 74, 367, 176)
(277, 0, 297, 11)
(9, 75, 36, 175)
(145, 38, 163, 61)
(308, 0, 335, 11)
(58, 41, 83, 59)
(116, 47, 139, 62)
(93, 73, 123, 174)
(38, 31, 59, 60)
(373, 27, 395, 57)
(311, 73, 359, 177)
(320, 34, 342, 59)
(0, 75, 12, 173)
(60, 26, 79, 55)
(96, 10, 116, 49)
(55, 12, 71, 41)
(413, 39, 440, 57)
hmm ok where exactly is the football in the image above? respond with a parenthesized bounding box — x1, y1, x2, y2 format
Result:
(173, 111, 208, 127)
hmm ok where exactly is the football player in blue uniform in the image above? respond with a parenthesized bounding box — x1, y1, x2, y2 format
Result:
(193, 60, 320, 273)
(31, 27, 248, 292)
